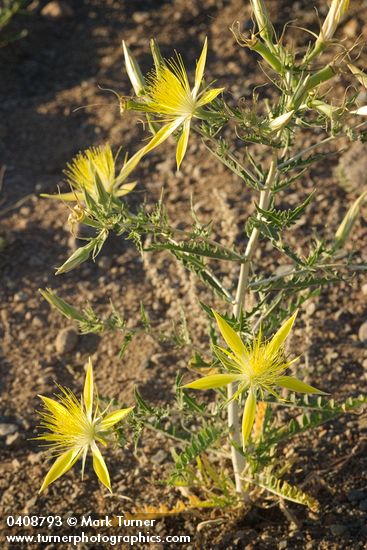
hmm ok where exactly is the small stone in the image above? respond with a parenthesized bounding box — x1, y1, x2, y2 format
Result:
(151, 449, 168, 465)
(55, 327, 78, 354)
(343, 18, 358, 38)
(358, 321, 367, 343)
(132, 11, 148, 24)
(32, 316, 43, 328)
(19, 206, 31, 217)
(358, 499, 367, 512)
(0, 423, 18, 437)
(41, 1, 74, 19)
(329, 524, 347, 536)
(13, 291, 28, 302)
(362, 284, 367, 296)
(98, 256, 113, 270)
(28, 453, 41, 464)
(278, 541, 288, 549)
(6, 432, 20, 445)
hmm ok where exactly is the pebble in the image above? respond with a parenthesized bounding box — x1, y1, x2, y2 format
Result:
(362, 283, 367, 296)
(278, 541, 288, 549)
(55, 327, 78, 354)
(0, 423, 18, 437)
(151, 449, 168, 465)
(13, 291, 28, 302)
(32, 316, 44, 328)
(98, 256, 113, 270)
(6, 432, 20, 445)
(358, 321, 367, 343)
(41, 1, 74, 19)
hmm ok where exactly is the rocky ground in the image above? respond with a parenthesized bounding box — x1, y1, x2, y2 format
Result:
(0, 1, 367, 549)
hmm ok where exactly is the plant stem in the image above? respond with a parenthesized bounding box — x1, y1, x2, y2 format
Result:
(228, 151, 278, 496)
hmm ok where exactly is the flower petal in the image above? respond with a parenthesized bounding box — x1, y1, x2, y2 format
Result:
(39, 395, 69, 418)
(41, 191, 83, 202)
(197, 87, 224, 107)
(266, 310, 298, 357)
(176, 119, 191, 170)
(242, 388, 257, 449)
(118, 118, 184, 182)
(39, 449, 81, 493)
(274, 375, 327, 394)
(213, 310, 247, 361)
(91, 443, 112, 492)
(115, 181, 137, 197)
(183, 373, 242, 390)
(99, 407, 134, 431)
(83, 358, 94, 420)
(193, 37, 208, 98)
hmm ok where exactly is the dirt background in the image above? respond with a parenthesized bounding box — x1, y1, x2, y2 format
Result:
(0, 1, 367, 549)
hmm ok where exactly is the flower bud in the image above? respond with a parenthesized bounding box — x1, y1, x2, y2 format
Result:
(268, 110, 294, 132)
(316, 0, 349, 47)
(39, 288, 85, 321)
(348, 64, 367, 88)
(250, 0, 275, 44)
(334, 191, 366, 250)
(122, 40, 146, 96)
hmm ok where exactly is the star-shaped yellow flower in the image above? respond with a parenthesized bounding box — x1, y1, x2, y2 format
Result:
(183, 310, 326, 449)
(123, 38, 223, 170)
(42, 144, 137, 202)
(36, 359, 133, 492)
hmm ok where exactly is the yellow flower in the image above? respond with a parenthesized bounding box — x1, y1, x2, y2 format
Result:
(123, 38, 223, 169)
(183, 310, 326, 449)
(42, 144, 137, 202)
(36, 359, 133, 493)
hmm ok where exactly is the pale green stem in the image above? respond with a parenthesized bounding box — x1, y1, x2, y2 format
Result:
(228, 151, 278, 496)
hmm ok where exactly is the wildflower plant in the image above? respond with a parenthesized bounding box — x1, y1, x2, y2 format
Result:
(38, 0, 367, 518)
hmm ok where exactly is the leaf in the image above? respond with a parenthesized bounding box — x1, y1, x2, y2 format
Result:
(245, 473, 319, 511)
(169, 425, 224, 482)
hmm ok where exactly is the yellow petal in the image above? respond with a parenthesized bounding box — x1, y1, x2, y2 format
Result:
(183, 373, 242, 390)
(142, 118, 184, 155)
(176, 119, 191, 170)
(242, 388, 257, 449)
(213, 310, 247, 360)
(266, 310, 298, 357)
(91, 443, 111, 492)
(39, 395, 69, 418)
(274, 375, 327, 394)
(118, 118, 184, 183)
(40, 191, 83, 202)
(193, 37, 208, 98)
(83, 358, 94, 419)
(114, 181, 137, 197)
(197, 87, 224, 107)
(39, 449, 81, 493)
(99, 407, 134, 431)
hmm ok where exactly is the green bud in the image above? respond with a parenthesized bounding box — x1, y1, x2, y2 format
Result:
(268, 110, 294, 132)
(348, 64, 367, 88)
(56, 240, 96, 275)
(39, 288, 85, 321)
(250, 0, 275, 44)
(122, 40, 146, 96)
(334, 191, 366, 250)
